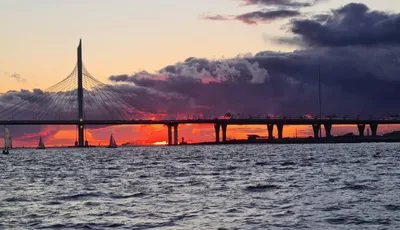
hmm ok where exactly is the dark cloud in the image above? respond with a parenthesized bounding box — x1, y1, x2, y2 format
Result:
(285, 3, 400, 47)
(241, 0, 323, 8)
(201, 0, 328, 25)
(237, 10, 301, 24)
(108, 45, 400, 119)
(202, 9, 300, 25)
(109, 74, 130, 82)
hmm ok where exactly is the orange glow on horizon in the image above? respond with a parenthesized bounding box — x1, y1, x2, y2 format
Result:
(8, 123, 400, 148)
(153, 141, 168, 145)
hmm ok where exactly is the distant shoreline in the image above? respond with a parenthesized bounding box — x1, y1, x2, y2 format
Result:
(190, 136, 400, 146)
(11, 136, 400, 149)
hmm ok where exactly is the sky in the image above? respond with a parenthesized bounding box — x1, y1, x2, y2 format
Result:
(1, 0, 400, 146)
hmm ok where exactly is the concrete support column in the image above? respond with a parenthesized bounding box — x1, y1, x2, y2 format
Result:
(370, 124, 378, 137)
(78, 124, 84, 147)
(357, 124, 366, 137)
(267, 124, 274, 140)
(167, 125, 172, 145)
(214, 124, 220, 143)
(312, 124, 321, 139)
(173, 124, 178, 145)
(277, 124, 284, 140)
(221, 124, 228, 143)
(324, 123, 332, 138)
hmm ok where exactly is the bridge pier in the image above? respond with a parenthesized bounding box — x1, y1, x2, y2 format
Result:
(214, 124, 220, 143)
(370, 124, 378, 136)
(324, 123, 332, 138)
(267, 124, 274, 140)
(357, 124, 366, 137)
(173, 124, 178, 145)
(78, 124, 85, 147)
(167, 124, 179, 145)
(221, 124, 228, 143)
(312, 124, 321, 139)
(277, 124, 283, 140)
(167, 125, 172, 145)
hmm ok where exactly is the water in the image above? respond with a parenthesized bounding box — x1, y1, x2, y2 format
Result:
(1, 143, 400, 229)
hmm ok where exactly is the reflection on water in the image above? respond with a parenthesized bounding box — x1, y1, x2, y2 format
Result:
(0, 143, 400, 229)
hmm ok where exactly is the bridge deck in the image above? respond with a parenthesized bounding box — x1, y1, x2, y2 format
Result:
(1, 119, 400, 126)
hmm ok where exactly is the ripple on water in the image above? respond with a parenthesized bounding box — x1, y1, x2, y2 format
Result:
(255, 161, 269, 166)
(281, 161, 296, 166)
(45, 201, 63, 205)
(111, 192, 146, 199)
(83, 201, 100, 206)
(2, 196, 33, 202)
(58, 192, 102, 201)
(325, 216, 391, 226)
(245, 184, 281, 192)
(384, 204, 400, 211)
(272, 210, 295, 217)
(340, 183, 375, 191)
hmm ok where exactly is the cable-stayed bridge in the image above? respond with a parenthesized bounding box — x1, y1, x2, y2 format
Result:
(1, 41, 400, 146)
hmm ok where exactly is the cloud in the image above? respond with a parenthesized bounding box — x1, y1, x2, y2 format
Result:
(108, 43, 400, 119)
(237, 10, 301, 24)
(284, 3, 400, 47)
(201, 15, 230, 21)
(109, 74, 130, 82)
(201, 0, 328, 25)
(10, 73, 26, 82)
(240, 0, 324, 8)
(2, 71, 26, 83)
(202, 9, 301, 25)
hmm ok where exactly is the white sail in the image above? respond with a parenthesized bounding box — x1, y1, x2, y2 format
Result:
(4, 127, 12, 149)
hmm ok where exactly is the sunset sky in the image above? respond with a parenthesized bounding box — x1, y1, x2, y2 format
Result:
(1, 0, 400, 146)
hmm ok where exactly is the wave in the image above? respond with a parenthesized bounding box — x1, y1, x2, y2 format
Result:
(245, 184, 280, 192)
(2, 196, 32, 202)
(325, 216, 391, 226)
(38, 223, 126, 229)
(281, 161, 296, 166)
(384, 204, 400, 211)
(58, 192, 101, 201)
(340, 184, 374, 191)
(111, 192, 146, 199)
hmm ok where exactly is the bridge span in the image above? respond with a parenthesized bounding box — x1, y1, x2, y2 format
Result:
(1, 118, 398, 145)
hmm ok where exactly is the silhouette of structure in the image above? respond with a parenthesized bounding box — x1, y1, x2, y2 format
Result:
(77, 40, 85, 147)
(0, 40, 400, 146)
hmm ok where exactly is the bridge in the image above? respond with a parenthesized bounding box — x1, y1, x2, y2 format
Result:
(1, 41, 399, 146)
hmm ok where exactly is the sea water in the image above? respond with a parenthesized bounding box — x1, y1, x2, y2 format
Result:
(0, 143, 399, 229)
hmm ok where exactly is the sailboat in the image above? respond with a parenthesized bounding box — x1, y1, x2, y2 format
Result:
(37, 136, 45, 149)
(3, 126, 12, 155)
(108, 134, 118, 148)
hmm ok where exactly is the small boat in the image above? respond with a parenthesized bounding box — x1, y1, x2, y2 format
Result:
(108, 134, 118, 148)
(3, 126, 12, 155)
(180, 137, 187, 145)
(37, 136, 46, 149)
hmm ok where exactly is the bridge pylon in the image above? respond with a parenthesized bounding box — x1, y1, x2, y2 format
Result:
(77, 39, 85, 147)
